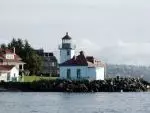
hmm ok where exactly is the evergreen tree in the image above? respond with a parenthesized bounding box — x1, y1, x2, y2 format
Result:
(7, 38, 43, 75)
(0, 43, 7, 49)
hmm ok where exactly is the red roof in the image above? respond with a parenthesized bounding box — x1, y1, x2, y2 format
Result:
(60, 51, 105, 67)
(0, 65, 15, 71)
(0, 48, 13, 54)
(0, 48, 23, 63)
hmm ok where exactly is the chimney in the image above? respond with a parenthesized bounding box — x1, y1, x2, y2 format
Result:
(13, 47, 15, 54)
(80, 51, 84, 55)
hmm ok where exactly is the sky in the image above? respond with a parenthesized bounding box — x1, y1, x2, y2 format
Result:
(0, 0, 150, 65)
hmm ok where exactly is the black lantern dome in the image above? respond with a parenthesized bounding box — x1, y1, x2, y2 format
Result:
(62, 32, 71, 40)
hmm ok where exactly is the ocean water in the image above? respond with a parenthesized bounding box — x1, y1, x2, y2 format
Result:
(0, 92, 150, 113)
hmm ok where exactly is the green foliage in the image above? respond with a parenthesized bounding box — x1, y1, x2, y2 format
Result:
(4, 38, 43, 75)
(107, 64, 150, 78)
(22, 75, 57, 82)
(0, 43, 7, 49)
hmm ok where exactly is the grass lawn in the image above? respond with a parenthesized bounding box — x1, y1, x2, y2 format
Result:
(22, 75, 58, 82)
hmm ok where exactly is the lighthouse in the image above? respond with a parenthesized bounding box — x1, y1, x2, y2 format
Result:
(59, 32, 76, 63)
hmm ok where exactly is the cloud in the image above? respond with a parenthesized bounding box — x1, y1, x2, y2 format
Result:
(74, 39, 150, 65)
(75, 38, 101, 56)
(0, 0, 150, 65)
(100, 40, 150, 65)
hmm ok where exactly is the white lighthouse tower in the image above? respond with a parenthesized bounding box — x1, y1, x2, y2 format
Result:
(59, 32, 76, 63)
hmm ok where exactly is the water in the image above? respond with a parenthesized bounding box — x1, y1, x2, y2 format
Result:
(0, 92, 150, 113)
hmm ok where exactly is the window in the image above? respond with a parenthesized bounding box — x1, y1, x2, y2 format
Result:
(7, 73, 10, 81)
(77, 69, 81, 79)
(52, 62, 55, 67)
(12, 73, 17, 82)
(0, 59, 3, 62)
(67, 69, 71, 79)
(19, 65, 22, 70)
(67, 50, 70, 55)
(6, 54, 14, 59)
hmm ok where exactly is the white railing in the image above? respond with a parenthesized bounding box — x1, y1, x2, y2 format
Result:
(58, 44, 76, 49)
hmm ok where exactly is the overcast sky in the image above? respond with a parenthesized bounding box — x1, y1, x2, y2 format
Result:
(0, 0, 150, 65)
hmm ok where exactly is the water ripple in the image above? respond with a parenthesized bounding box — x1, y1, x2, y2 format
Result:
(0, 92, 150, 113)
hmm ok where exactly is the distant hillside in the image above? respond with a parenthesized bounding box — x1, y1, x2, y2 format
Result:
(106, 64, 150, 81)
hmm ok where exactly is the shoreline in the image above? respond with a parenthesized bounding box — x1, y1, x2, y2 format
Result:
(0, 77, 149, 92)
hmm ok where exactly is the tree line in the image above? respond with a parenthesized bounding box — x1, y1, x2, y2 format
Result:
(0, 38, 42, 75)
(106, 64, 150, 81)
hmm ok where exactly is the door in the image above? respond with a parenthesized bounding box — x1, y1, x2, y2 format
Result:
(67, 69, 71, 79)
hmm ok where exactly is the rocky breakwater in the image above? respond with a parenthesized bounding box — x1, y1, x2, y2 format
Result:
(0, 77, 149, 92)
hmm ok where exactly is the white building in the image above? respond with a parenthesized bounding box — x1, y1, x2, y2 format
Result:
(0, 48, 25, 82)
(59, 33, 105, 80)
(0, 65, 19, 82)
(0, 48, 25, 71)
(59, 32, 76, 64)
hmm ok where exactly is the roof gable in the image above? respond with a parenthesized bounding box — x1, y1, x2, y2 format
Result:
(60, 51, 105, 67)
(0, 65, 15, 71)
(0, 48, 22, 61)
(60, 51, 88, 66)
